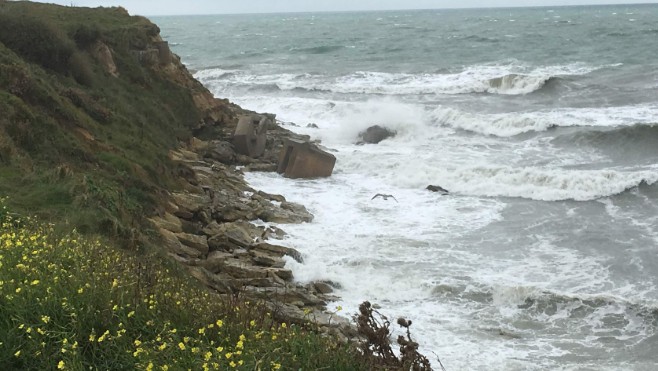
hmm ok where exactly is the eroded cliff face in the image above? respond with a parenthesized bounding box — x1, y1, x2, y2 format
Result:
(0, 2, 244, 239)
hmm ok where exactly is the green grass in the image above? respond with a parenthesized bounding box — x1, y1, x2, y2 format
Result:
(0, 202, 367, 370)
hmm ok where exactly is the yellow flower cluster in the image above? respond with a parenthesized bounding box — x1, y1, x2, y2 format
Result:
(1, 201, 360, 370)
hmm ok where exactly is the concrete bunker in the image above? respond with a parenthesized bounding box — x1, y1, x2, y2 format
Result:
(232, 115, 270, 158)
(277, 138, 336, 179)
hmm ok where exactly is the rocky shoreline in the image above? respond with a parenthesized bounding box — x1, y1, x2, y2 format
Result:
(150, 119, 356, 341)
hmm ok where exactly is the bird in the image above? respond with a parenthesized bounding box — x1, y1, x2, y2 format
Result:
(371, 193, 398, 202)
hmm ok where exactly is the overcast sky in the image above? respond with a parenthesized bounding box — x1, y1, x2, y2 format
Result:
(34, 0, 657, 16)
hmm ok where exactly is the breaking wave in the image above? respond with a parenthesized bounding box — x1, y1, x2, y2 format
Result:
(430, 105, 658, 137)
(434, 166, 658, 201)
(194, 63, 605, 97)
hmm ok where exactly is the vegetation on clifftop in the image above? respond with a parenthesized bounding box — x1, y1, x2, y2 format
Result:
(0, 201, 364, 370)
(0, 1, 224, 242)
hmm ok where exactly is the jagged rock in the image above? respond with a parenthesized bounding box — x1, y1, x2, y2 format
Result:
(266, 268, 293, 281)
(262, 226, 287, 240)
(90, 41, 119, 77)
(313, 281, 335, 294)
(251, 250, 286, 268)
(188, 266, 234, 294)
(207, 221, 261, 250)
(246, 163, 278, 172)
(219, 259, 269, 279)
(149, 212, 182, 233)
(205, 140, 235, 164)
(259, 202, 314, 224)
(251, 242, 303, 263)
(171, 192, 210, 218)
(426, 184, 449, 194)
(257, 190, 286, 203)
(358, 125, 396, 144)
(159, 228, 204, 258)
(200, 250, 233, 273)
(247, 287, 325, 307)
(307, 123, 319, 128)
(232, 248, 250, 259)
(175, 232, 209, 256)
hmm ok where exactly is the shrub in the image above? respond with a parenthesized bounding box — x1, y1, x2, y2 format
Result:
(72, 24, 101, 48)
(0, 14, 75, 74)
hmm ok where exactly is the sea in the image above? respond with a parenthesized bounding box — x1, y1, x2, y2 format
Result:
(153, 4, 658, 370)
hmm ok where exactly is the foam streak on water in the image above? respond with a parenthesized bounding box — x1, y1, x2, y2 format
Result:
(156, 4, 658, 369)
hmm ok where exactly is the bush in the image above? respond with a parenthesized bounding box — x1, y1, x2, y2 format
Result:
(0, 14, 75, 74)
(72, 24, 101, 48)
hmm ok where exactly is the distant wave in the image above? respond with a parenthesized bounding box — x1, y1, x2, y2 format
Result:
(290, 45, 345, 54)
(552, 123, 658, 153)
(430, 105, 658, 137)
(193, 63, 605, 97)
(486, 74, 561, 95)
(433, 283, 658, 322)
(438, 165, 658, 201)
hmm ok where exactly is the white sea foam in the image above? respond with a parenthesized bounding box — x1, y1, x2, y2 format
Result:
(195, 62, 608, 96)
(431, 104, 658, 136)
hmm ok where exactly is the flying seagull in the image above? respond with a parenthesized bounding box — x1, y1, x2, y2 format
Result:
(371, 193, 398, 202)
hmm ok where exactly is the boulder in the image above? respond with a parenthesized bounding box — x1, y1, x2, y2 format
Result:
(251, 242, 303, 263)
(258, 202, 314, 224)
(175, 232, 209, 256)
(159, 228, 204, 258)
(358, 125, 396, 144)
(171, 192, 210, 218)
(149, 212, 183, 233)
(205, 140, 235, 164)
(426, 184, 449, 194)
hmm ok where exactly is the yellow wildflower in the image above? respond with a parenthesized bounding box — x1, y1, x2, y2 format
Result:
(57, 360, 65, 369)
(178, 342, 185, 351)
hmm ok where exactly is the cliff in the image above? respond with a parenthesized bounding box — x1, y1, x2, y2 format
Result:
(0, 1, 238, 240)
(0, 0, 347, 334)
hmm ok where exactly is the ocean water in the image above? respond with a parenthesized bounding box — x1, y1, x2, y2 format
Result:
(154, 5, 658, 370)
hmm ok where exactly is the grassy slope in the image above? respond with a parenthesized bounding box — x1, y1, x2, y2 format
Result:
(0, 1, 212, 243)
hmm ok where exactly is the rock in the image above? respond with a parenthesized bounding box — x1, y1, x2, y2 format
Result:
(205, 140, 235, 164)
(313, 281, 335, 294)
(251, 242, 303, 263)
(358, 125, 396, 144)
(149, 212, 183, 233)
(246, 163, 278, 172)
(266, 268, 293, 281)
(257, 190, 286, 203)
(251, 250, 286, 268)
(175, 232, 209, 256)
(426, 184, 449, 194)
(171, 192, 210, 218)
(307, 123, 319, 128)
(159, 228, 204, 258)
(258, 202, 314, 224)
(90, 41, 119, 77)
(200, 250, 233, 273)
(208, 221, 262, 250)
(220, 259, 269, 279)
